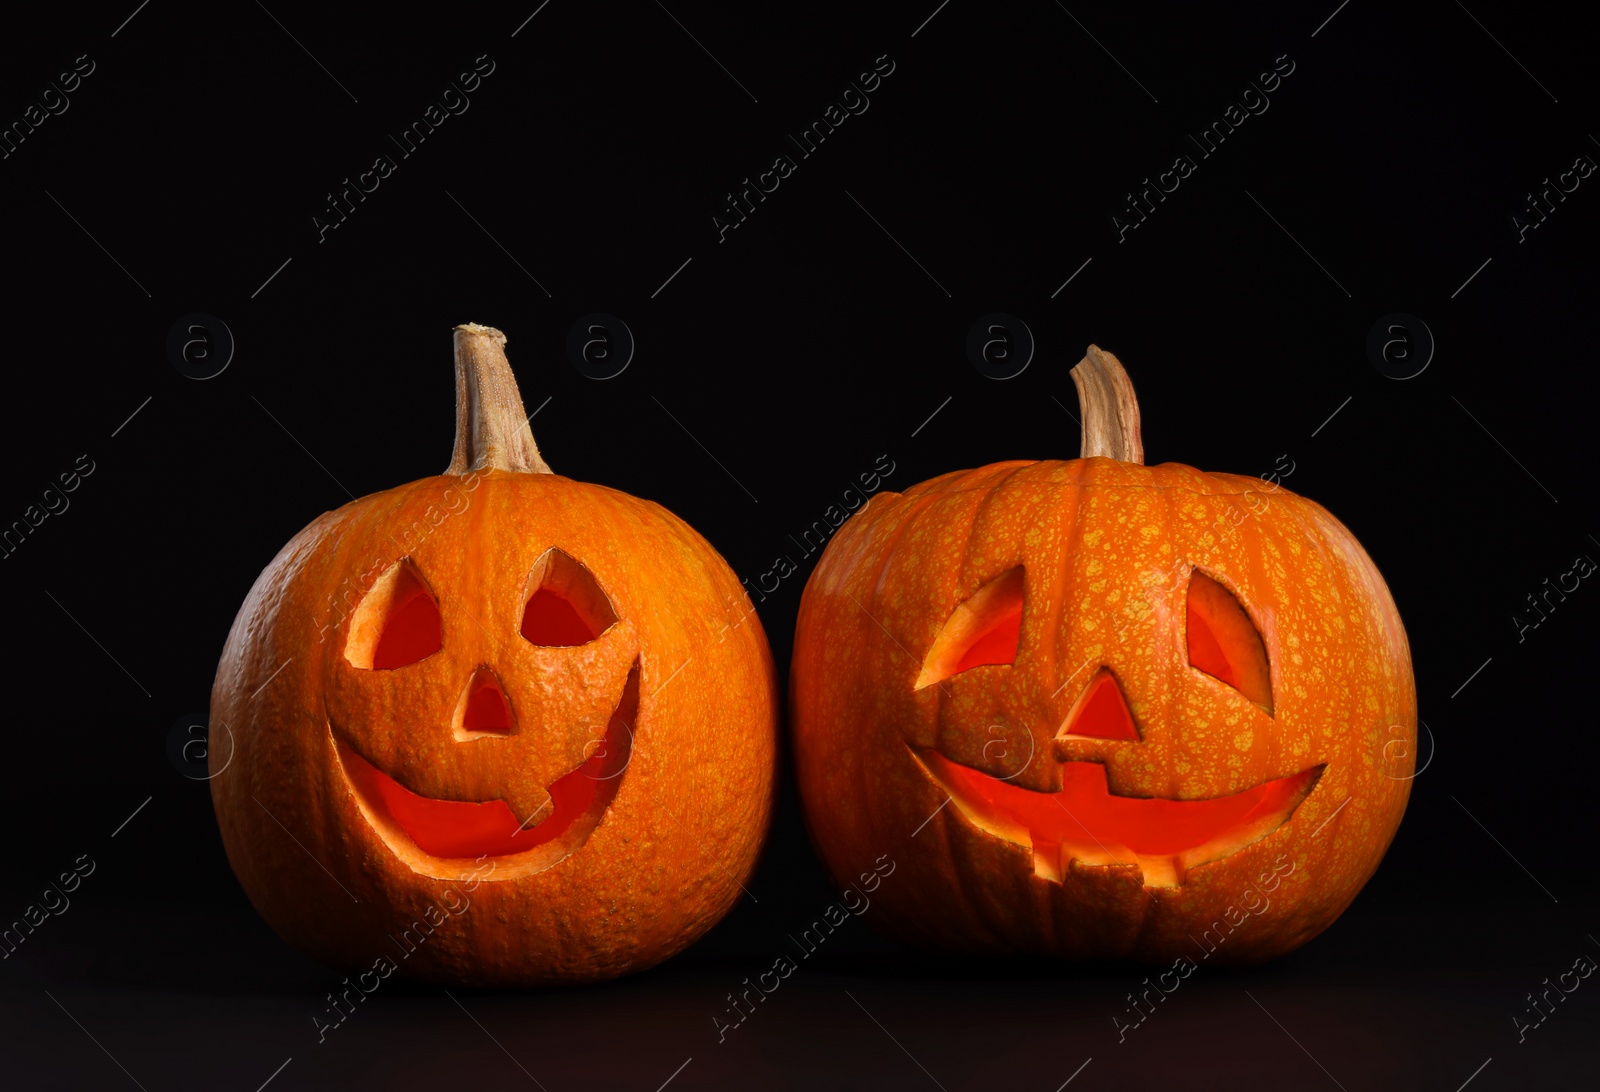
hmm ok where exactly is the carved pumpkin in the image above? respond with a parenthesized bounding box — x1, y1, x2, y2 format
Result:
(791, 347, 1414, 964)
(210, 324, 777, 986)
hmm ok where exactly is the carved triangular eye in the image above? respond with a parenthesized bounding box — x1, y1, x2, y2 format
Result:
(915, 567, 1024, 690)
(345, 560, 443, 670)
(1186, 569, 1273, 715)
(521, 548, 618, 646)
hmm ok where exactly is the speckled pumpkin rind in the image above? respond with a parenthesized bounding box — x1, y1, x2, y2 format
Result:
(791, 456, 1414, 964)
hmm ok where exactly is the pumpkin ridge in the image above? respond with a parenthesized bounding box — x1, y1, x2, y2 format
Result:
(957, 460, 1037, 587)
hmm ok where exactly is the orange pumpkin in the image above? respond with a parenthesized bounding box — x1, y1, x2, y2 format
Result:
(210, 324, 777, 986)
(790, 347, 1414, 964)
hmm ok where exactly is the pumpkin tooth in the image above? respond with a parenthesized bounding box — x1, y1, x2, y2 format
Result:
(1032, 843, 1063, 884)
(1139, 856, 1183, 889)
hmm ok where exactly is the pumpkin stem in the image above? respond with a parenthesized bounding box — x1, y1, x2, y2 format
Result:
(447, 323, 552, 475)
(1070, 345, 1144, 464)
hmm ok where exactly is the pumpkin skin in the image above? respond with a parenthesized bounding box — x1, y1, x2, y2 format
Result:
(210, 325, 777, 986)
(790, 347, 1414, 965)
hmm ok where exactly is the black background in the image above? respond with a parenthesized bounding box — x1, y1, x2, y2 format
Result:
(1, 1, 1596, 1088)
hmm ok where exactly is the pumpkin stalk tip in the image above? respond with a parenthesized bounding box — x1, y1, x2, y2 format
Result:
(454, 321, 507, 345)
(1070, 344, 1144, 465)
(448, 323, 552, 476)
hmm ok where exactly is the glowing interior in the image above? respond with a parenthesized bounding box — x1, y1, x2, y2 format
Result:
(345, 561, 443, 670)
(1059, 669, 1140, 741)
(1186, 570, 1273, 714)
(916, 567, 1025, 689)
(955, 599, 1023, 674)
(458, 670, 513, 737)
(337, 674, 635, 860)
(521, 548, 618, 646)
(919, 749, 1321, 886)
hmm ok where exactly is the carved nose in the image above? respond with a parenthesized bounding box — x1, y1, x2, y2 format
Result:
(1057, 669, 1140, 743)
(454, 667, 514, 739)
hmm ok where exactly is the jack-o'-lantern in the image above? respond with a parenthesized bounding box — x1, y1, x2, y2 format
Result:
(210, 324, 777, 986)
(791, 346, 1414, 964)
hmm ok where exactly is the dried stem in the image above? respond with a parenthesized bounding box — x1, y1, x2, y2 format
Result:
(447, 323, 552, 475)
(1070, 344, 1144, 464)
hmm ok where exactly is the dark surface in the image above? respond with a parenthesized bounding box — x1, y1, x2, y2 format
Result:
(1, 1, 1596, 1088)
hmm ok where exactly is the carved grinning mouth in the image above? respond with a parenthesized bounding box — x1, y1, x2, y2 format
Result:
(911, 564, 1325, 887)
(914, 748, 1322, 888)
(332, 667, 637, 864)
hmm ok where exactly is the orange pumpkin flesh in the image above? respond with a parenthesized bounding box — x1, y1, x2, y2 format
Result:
(210, 324, 778, 986)
(791, 345, 1415, 964)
